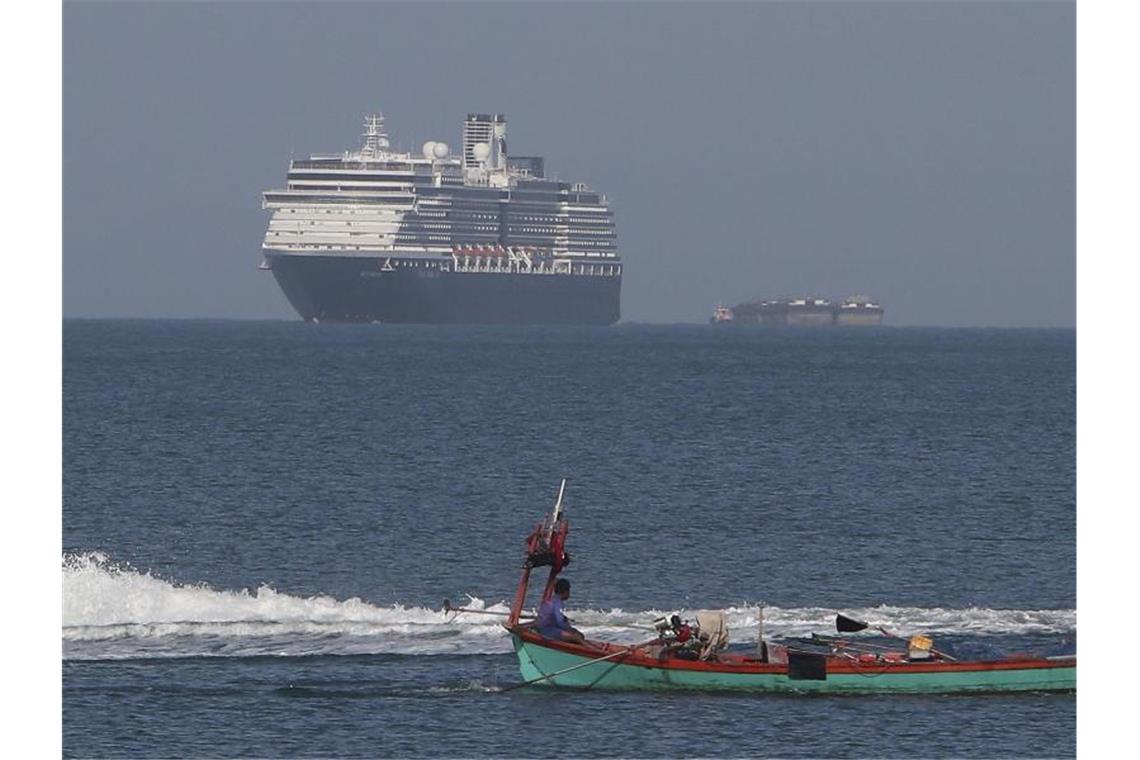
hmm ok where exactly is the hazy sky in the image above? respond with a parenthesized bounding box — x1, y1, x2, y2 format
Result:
(63, 1, 1074, 326)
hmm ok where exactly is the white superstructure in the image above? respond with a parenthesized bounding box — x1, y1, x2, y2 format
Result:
(261, 111, 620, 272)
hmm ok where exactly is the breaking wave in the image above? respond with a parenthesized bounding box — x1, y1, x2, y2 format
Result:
(63, 552, 1076, 661)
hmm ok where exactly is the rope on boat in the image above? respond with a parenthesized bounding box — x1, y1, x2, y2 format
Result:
(582, 648, 639, 690)
(841, 652, 899, 678)
(505, 641, 651, 692)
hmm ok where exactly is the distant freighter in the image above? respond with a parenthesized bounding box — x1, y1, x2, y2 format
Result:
(711, 296, 884, 326)
(261, 110, 621, 324)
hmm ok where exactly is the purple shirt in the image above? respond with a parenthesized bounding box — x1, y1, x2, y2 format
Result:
(537, 596, 571, 639)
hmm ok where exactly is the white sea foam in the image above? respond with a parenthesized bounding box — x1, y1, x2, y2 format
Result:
(63, 553, 1076, 661)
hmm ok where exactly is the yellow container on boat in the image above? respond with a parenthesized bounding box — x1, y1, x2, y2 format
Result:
(909, 635, 933, 651)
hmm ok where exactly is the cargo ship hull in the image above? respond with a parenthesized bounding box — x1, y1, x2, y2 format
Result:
(714, 296, 884, 326)
(785, 308, 835, 327)
(836, 310, 884, 326)
(267, 252, 621, 325)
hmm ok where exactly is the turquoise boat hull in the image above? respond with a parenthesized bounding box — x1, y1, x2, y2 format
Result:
(511, 631, 1075, 694)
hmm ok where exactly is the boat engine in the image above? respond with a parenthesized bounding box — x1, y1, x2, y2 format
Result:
(650, 614, 704, 659)
(653, 614, 694, 642)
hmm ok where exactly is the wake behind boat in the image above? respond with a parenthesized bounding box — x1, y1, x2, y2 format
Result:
(498, 481, 1075, 694)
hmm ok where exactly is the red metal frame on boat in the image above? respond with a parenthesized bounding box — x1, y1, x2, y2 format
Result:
(508, 480, 571, 626)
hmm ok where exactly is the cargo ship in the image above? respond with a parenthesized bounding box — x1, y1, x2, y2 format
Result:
(712, 296, 884, 326)
(835, 295, 886, 326)
(260, 111, 621, 324)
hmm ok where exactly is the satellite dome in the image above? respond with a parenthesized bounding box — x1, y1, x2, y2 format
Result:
(472, 142, 491, 161)
(422, 141, 438, 160)
(433, 142, 449, 159)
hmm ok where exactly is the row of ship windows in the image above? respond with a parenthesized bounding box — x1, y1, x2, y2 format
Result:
(508, 221, 612, 228)
(509, 193, 601, 203)
(509, 227, 614, 234)
(272, 227, 612, 239)
(504, 243, 616, 250)
(289, 184, 418, 192)
(406, 216, 612, 229)
(273, 198, 607, 216)
(269, 232, 395, 239)
(509, 223, 613, 230)
(300, 221, 461, 231)
(271, 240, 611, 254)
(275, 213, 611, 230)
(270, 231, 503, 240)
(390, 235, 496, 242)
(275, 218, 611, 232)
(272, 213, 611, 233)
(281, 185, 414, 194)
(271, 226, 609, 239)
(270, 244, 617, 261)
(508, 229, 614, 237)
(287, 173, 428, 181)
(408, 212, 498, 221)
(273, 220, 508, 231)
(277, 207, 559, 220)
(291, 161, 417, 170)
(511, 240, 614, 248)
(417, 201, 499, 210)
(271, 236, 476, 247)
(366, 259, 620, 271)
(283, 208, 399, 216)
(275, 198, 606, 213)
(276, 221, 399, 228)
(424, 214, 499, 222)
(508, 216, 612, 224)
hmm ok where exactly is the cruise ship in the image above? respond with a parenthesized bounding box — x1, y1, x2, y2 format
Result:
(261, 111, 621, 324)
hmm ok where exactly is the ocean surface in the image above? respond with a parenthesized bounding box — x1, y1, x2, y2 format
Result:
(63, 321, 1076, 758)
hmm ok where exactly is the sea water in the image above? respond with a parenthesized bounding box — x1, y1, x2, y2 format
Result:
(63, 322, 1075, 758)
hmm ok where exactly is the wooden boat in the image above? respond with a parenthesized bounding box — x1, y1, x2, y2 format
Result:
(502, 482, 1076, 694)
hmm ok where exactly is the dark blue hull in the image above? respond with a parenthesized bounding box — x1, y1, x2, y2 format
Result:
(265, 252, 622, 325)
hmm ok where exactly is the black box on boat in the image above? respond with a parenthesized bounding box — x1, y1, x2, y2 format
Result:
(787, 651, 828, 681)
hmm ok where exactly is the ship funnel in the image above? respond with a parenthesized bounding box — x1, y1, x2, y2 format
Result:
(492, 120, 507, 170)
(463, 113, 507, 170)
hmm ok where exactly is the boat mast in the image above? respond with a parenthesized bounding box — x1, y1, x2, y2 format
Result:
(539, 479, 568, 603)
(548, 479, 566, 540)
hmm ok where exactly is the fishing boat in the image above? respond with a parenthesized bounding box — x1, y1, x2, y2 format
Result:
(497, 481, 1076, 694)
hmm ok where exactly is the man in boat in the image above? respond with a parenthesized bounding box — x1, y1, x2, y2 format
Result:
(536, 578, 586, 644)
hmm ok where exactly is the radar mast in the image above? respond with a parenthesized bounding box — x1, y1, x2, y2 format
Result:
(360, 113, 391, 158)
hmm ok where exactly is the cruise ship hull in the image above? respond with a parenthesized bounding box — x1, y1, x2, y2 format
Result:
(266, 252, 621, 325)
